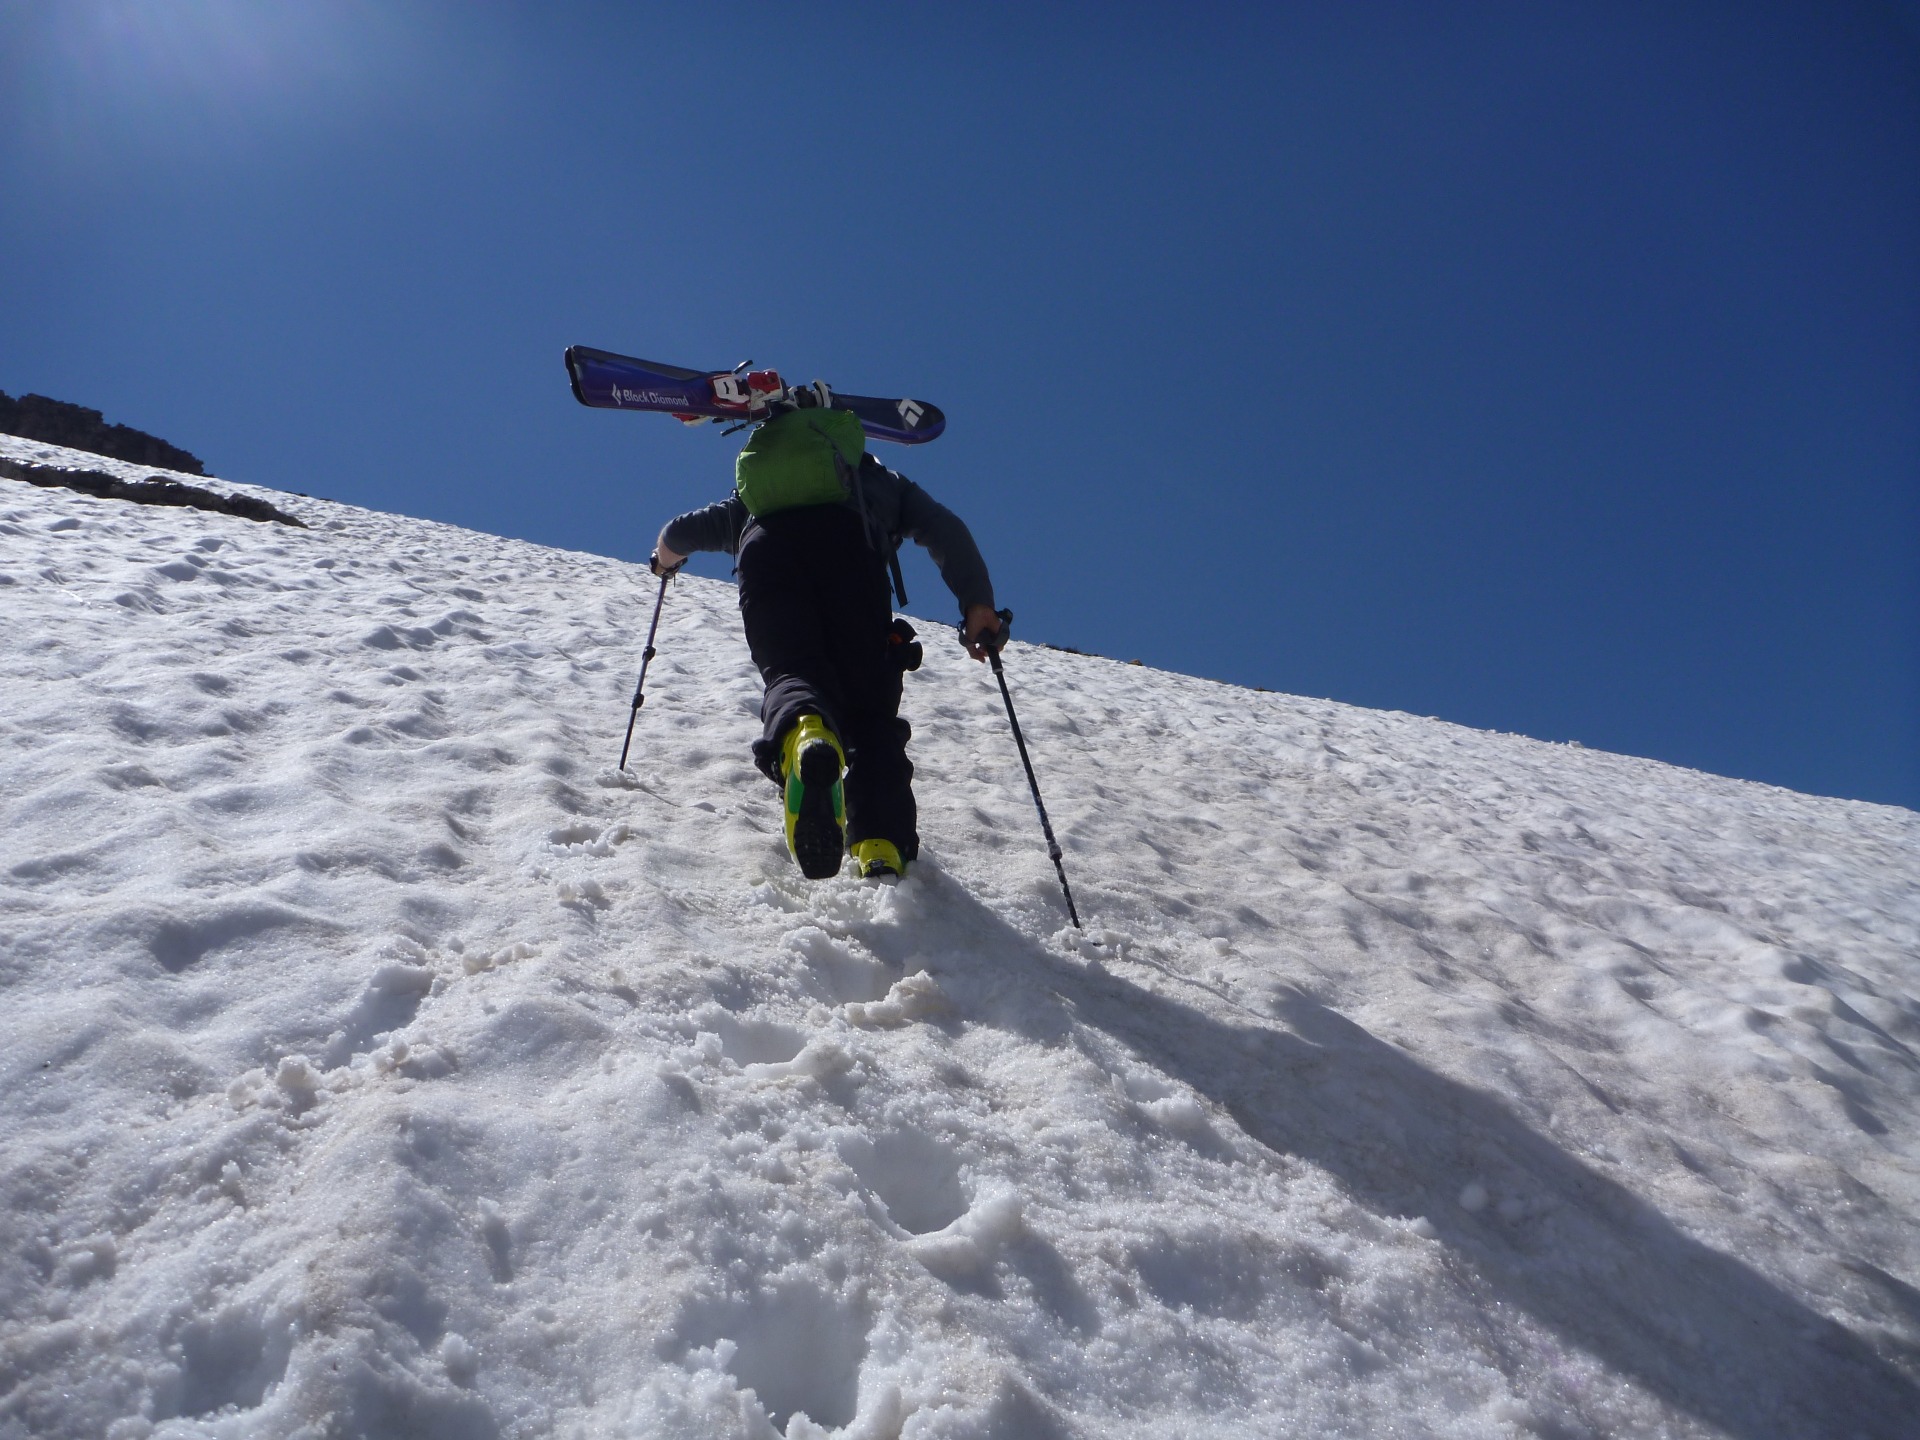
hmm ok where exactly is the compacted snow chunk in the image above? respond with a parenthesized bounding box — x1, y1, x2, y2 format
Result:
(1, 432, 1917, 1439)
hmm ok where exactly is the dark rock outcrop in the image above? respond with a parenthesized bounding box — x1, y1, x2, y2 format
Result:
(0, 391, 206, 474)
(0, 457, 305, 528)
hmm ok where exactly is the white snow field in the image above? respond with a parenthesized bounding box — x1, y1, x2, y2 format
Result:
(2, 433, 1918, 1440)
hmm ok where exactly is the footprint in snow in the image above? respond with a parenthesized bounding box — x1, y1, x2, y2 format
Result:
(318, 962, 435, 1068)
(705, 1010, 808, 1065)
(836, 1129, 1025, 1277)
(665, 1005, 855, 1087)
(783, 926, 894, 1006)
(837, 1129, 967, 1237)
(545, 819, 631, 857)
(672, 1284, 870, 1434)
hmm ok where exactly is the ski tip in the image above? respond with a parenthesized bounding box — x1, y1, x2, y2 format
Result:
(563, 346, 588, 406)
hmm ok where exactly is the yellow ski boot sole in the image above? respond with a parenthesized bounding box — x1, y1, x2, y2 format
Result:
(782, 715, 846, 880)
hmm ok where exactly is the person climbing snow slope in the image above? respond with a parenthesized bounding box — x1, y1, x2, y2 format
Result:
(650, 383, 1003, 881)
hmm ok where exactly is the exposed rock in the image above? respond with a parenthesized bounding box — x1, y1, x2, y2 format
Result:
(0, 456, 306, 528)
(0, 391, 205, 474)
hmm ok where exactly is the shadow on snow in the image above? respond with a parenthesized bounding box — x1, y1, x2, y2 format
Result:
(893, 869, 1919, 1440)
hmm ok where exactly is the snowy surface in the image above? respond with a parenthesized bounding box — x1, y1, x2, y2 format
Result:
(3, 432, 1918, 1440)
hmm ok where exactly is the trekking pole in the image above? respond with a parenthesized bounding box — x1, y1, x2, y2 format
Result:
(977, 610, 1081, 929)
(617, 567, 674, 770)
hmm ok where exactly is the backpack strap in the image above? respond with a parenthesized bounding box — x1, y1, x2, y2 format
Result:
(818, 425, 909, 608)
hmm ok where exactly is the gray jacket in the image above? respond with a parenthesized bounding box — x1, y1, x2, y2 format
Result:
(658, 454, 995, 616)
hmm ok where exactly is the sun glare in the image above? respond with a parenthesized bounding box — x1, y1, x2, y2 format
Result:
(14, 1, 412, 172)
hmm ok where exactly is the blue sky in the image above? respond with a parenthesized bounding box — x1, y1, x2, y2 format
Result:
(3, 1, 1915, 810)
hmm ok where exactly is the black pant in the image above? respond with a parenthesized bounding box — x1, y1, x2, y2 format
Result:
(737, 505, 917, 860)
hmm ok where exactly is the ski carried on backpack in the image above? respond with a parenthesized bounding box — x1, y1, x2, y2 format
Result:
(563, 346, 946, 445)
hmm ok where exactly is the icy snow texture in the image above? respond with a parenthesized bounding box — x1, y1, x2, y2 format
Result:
(2, 433, 1918, 1439)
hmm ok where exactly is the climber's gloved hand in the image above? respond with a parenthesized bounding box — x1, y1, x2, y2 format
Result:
(962, 604, 1007, 662)
(650, 545, 685, 578)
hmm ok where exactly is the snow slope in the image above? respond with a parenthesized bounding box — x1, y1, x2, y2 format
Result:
(3, 433, 1918, 1440)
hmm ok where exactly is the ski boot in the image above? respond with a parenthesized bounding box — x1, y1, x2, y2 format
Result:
(851, 838, 906, 881)
(781, 715, 846, 879)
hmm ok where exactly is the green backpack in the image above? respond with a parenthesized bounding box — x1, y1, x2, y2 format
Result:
(733, 407, 867, 517)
